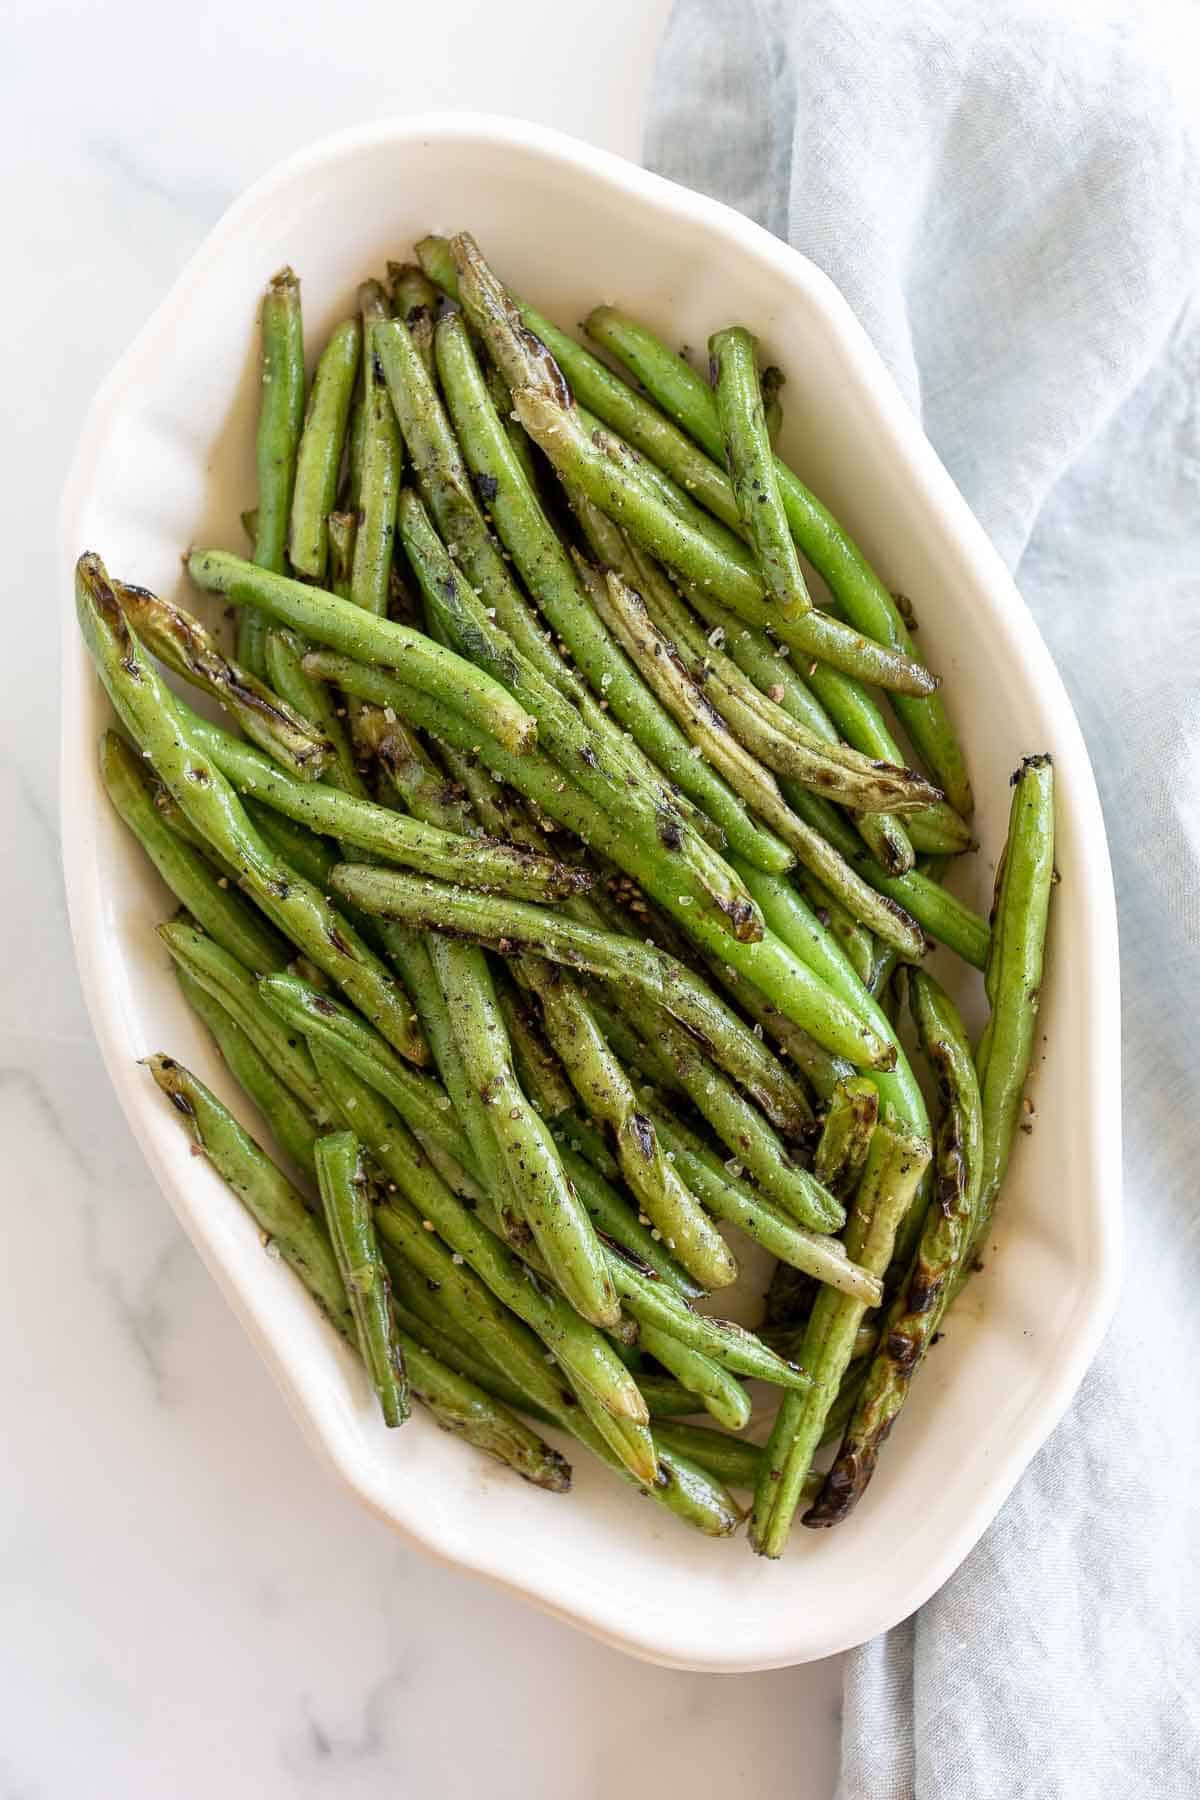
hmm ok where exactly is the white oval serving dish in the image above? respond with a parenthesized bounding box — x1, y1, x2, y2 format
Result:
(60, 113, 1121, 1671)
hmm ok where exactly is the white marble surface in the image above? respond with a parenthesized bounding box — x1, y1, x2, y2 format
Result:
(3, 2, 844, 1792)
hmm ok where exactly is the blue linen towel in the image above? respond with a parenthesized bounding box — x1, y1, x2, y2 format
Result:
(647, 3, 1200, 1793)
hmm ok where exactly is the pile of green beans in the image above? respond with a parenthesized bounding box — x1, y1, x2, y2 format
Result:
(74, 238, 1056, 1554)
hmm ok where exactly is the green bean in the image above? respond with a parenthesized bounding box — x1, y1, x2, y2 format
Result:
(347, 284, 390, 507)
(394, 485, 744, 927)
(419, 234, 745, 534)
(650, 1111, 880, 1304)
(100, 731, 288, 975)
(633, 1375, 700, 1419)
(355, 707, 476, 836)
(546, 1094, 639, 1189)
(346, 281, 401, 617)
(387, 1265, 547, 1419)
(406, 479, 715, 869)
(882, 965, 935, 1277)
(733, 864, 928, 1137)
(710, 325, 811, 616)
(78, 556, 427, 1063)
(577, 407, 745, 560)
(651, 1421, 765, 1490)
(632, 1002, 841, 1232)
(554, 1136, 704, 1299)
(754, 817, 927, 960)
(436, 743, 542, 849)
(263, 626, 363, 795)
(341, 282, 394, 590)
(115, 581, 333, 782)
(153, 1050, 564, 1483)
(311, 1039, 647, 1423)
(512, 387, 935, 698)
(186, 549, 537, 757)
(431, 307, 793, 880)
(158, 1043, 563, 1482)
(389, 1275, 516, 1395)
(405, 930, 533, 1228)
(691, 947, 851, 1103)
(857, 817, 916, 879)
(764, 1321, 879, 1399)
(683, 592, 917, 874)
(392, 1239, 736, 1523)
(616, 539, 940, 818)
(259, 972, 486, 1165)
(763, 1258, 814, 1332)
(782, 785, 988, 967)
(592, 559, 929, 828)
(447, 243, 737, 727)
(522, 960, 738, 1290)
(558, 1085, 650, 1186)
(813, 1077, 880, 1199)
(176, 702, 586, 902)
(776, 1323, 885, 1413)
(426, 305, 653, 694)
(388, 261, 438, 326)
(173, 967, 320, 1177)
(610, 1258, 812, 1390)
(304, 649, 895, 1062)
(578, 991, 686, 1101)
(578, 472, 920, 872)
(867, 945, 900, 1002)
(375, 311, 573, 684)
(144, 781, 242, 881)
(401, 1332, 572, 1490)
(288, 318, 362, 580)
(495, 976, 575, 1120)
(636, 1321, 751, 1431)
(647, 1439, 744, 1535)
(806, 971, 984, 1525)
(802, 663, 971, 858)
(968, 756, 1055, 1262)
(330, 864, 892, 1083)
(385, 1267, 575, 1490)
(159, 920, 329, 1116)
(583, 306, 972, 813)
(327, 510, 357, 595)
(448, 233, 576, 406)
(761, 364, 784, 445)
(603, 480, 929, 880)
(567, 1377, 659, 1484)
(797, 871, 875, 985)
(147, 780, 242, 871)
(315, 1132, 410, 1426)
(427, 934, 619, 1329)
(583, 894, 812, 1137)
(484, 361, 544, 495)
(596, 570, 928, 959)
(145, 1049, 350, 1327)
(243, 801, 337, 889)
(345, 403, 365, 510)
(750, 1117, 931, 1555)
(819, 1359, 873, 1450)
(424, 242, 965, 828)
(373, 314, 701, 843)
(317, 686, 450, 854)
(239, 267, 305, 675)
(379, 1173, 629, 1483)
(370, 1188, 577, 1417)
